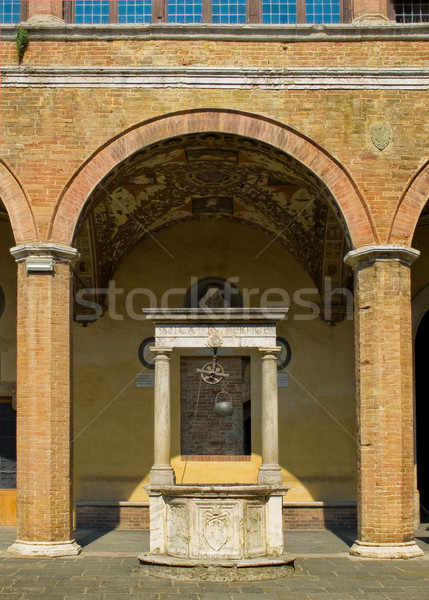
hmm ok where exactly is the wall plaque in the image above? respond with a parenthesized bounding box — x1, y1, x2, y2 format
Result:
(136, 373, 155, 388)
(277, 373, 289, 388)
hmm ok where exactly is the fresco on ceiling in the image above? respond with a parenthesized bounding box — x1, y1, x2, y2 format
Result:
(73, 133, 350, 321)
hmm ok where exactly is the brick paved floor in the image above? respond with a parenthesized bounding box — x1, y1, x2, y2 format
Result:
(0, 526, 428, 599)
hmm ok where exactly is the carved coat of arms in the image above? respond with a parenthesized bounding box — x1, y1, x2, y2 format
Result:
(370, 124, 392, 151)
(204, 510, 230, 552)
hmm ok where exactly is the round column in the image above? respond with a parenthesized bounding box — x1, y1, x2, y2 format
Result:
(258, 347, 282, 485)
(345, 245, 423, 559)
(150, 348, 175, 485)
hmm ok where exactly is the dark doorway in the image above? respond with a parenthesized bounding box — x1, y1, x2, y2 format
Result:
(415, 309, 429, 522)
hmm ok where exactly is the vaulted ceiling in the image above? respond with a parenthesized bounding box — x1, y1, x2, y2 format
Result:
(73, 132, 351, 323)
(0, 200, 9, 223)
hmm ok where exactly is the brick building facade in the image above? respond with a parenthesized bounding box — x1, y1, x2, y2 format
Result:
(0, 0, 428, 559)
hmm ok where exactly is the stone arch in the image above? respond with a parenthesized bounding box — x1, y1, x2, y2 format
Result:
(388, 159, 429, 245)
(0, 159, 39, 243)
(49, 109, 378, 248)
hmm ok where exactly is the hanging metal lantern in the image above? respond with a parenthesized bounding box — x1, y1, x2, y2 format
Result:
(214, 390, 233, 417)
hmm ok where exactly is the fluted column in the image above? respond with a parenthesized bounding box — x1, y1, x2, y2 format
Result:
(258, 347, 282, 485)
(8, 243, 81, 557)
(345, 245, 423, 559)
(150, 348, 175, 485)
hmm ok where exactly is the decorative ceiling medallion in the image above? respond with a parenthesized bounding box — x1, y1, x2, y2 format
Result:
(192, 197, 234, 215)
(370, 124, 392, 151)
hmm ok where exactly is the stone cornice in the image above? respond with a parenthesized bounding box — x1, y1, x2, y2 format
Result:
(1, 22, 429, 42)
(1, 66, 428, 89)
(10, 242, 80, 264)
(344, 245, 420, 268)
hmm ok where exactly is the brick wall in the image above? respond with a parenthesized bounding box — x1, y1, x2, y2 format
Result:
(180, 356, 251, 456)
(75, 502, 357, 530)
(1, 36, 428, 243)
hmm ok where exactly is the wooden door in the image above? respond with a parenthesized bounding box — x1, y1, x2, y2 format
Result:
(0, 397, 17, 526)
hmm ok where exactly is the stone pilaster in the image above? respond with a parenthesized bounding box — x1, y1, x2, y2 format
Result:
(26, 1, 64, 24)
(258, 347, 282, 485)
(150, 348, 175, 485)
(345, 245, 423, 559)
(352, 0, 393, 22)
(8, 243, 81, 557)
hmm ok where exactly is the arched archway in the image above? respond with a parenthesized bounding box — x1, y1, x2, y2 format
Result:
(389, 159, 429, 245)
(0, 162, 22, 526)
(0, 159, 38, 244)
(49, 109, 377, 249)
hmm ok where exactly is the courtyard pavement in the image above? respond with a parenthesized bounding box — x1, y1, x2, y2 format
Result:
(0, 526, 428, 599)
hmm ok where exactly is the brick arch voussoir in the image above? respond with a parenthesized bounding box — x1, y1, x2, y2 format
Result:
(0, 159, 39, 244)
(49, 110, 378, 248)
(388, 159, 429, 245)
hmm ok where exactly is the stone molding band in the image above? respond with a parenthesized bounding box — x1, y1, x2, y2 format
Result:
(1, 23, 429, 42)
(11, 243, 80, 266)
(2, 67, 429, 90)
(344, 244, 420, 268)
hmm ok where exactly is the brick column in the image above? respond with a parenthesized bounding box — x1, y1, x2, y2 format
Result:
(345, 245, 423, 559)
(352, 0, 393, 21)
(8, 243, 81, 557)
(258, 347, 282, 485)
(27, 1, 64, 23)
(150, 348, 175, 485)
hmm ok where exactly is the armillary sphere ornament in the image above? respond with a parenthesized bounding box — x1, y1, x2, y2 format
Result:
(197, 349, 230, 385)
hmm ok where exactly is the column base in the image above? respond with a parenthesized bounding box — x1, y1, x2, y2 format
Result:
(8, 539, 82, 557)
(352, 14, 391, 23)
(257, 465, 283, 485)
(150, 465, 176, 485)
(350, 540, 423, 559)
(26, 15, 66, 25)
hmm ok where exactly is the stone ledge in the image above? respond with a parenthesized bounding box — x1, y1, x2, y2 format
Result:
(146, 483, 291, 497)
(1, 22, 429, 42)
(138, 552, 295, 581)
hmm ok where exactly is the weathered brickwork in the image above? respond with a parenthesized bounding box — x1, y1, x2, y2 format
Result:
(0, 81, 428, 243)
(353, 258, 415, 544)
(180, 357, 250, 456)
(75, 503, 150, 530)
(75, 504, 357, 530)
(15, 260, 74, 543)
(3, 39, 429, 69)
(283, 506, 357, 529)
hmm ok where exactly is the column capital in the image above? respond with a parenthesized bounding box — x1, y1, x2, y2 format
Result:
(259, 347, 281, 358)
(344, 245, 420, 269)
(149, 347, 173, 357)
(11, 243, 79, 271)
